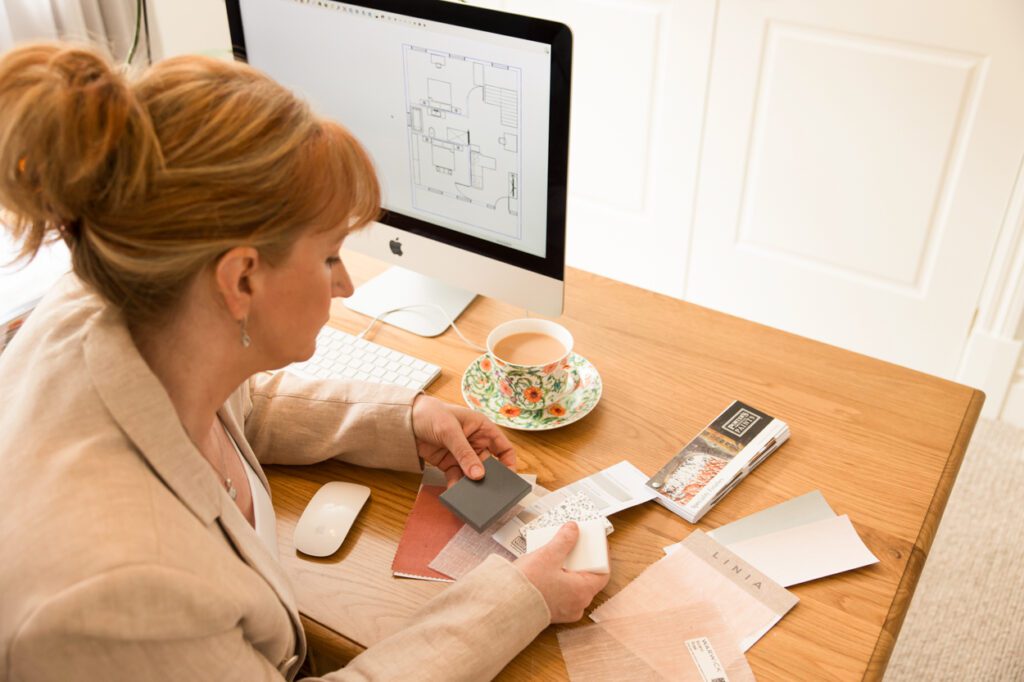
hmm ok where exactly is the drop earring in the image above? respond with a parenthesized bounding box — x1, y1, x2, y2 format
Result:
(240, 317, 252, 348)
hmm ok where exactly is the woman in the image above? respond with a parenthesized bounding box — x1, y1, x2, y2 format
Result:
(0, 44, 607, 681)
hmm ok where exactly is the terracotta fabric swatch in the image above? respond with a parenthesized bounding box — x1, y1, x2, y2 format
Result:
(559, 604, 755, 681)
(393, 470, 535, 582)
(391, 484, 462, 582)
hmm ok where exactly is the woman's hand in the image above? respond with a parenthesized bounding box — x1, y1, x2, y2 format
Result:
(411, 394, 516, 487)
(514, 522, 610, 623)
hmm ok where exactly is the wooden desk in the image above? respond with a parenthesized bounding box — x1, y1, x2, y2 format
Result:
(268, 251, 983, 681)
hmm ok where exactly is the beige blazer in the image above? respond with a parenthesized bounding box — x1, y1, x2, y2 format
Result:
(0, 276, 549, 681)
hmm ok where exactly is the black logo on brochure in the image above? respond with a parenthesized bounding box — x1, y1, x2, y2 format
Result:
(722, 409, 761, 438)
(710, 401, 773, 446)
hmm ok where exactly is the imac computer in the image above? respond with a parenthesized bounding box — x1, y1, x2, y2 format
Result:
(226, 0, 572, 336)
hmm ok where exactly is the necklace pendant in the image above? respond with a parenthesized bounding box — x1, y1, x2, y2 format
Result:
(226, 478, 237, 500)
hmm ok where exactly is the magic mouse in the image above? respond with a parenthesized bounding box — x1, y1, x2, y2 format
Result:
(293, 482, 371, 557)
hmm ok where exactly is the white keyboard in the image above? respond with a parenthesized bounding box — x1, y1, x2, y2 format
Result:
(286, 326, 441, 391)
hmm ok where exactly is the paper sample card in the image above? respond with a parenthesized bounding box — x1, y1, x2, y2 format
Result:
(492, 491, 612, 556)
(592, 530, 798, 651)
(647, 401, 790, 523)
(491, 460, 650, 556)
(726, 514, 879, 587)
(554, 460, 658, 516)
(519, 491, 610, 538)
(558, 604, 754, 681)
(664, 492, 879, 587)
(526, 518, 610, 573)
(707, 489, 836, 546)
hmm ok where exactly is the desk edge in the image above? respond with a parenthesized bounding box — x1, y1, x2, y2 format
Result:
(862, 389, 985, 681)
(300, 613, 366, 676)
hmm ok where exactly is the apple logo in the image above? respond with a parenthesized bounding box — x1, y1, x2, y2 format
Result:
(389, 238, 403, 256)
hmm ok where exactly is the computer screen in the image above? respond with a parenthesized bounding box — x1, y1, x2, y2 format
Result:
(226, 0, 572, 334)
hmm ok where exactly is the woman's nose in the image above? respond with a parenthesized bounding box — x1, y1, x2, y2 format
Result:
(332, 260, 355, 298)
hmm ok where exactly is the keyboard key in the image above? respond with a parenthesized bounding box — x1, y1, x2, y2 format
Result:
(284, 327, 440, 390)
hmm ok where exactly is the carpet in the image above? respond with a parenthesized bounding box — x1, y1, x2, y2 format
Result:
(884, 418, 1024, 681)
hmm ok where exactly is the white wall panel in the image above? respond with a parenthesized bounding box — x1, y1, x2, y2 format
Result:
(525, 2, 659, 212)
(509, 0, 715, 297)
(687, 0, 1024, 379)
(739, 24, 981, 289)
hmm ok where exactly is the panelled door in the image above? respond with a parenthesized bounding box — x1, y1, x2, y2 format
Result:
(686, 0, 1024, 377)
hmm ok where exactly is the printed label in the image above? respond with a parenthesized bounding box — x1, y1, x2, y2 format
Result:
(710, 401, 772, 446)
(686, 637, 730, 682)
(720, 409, 762, 438)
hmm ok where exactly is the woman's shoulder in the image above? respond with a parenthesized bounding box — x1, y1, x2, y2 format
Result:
(0, 274, 110, 380)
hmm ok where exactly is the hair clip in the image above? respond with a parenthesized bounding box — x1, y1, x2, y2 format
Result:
(58, 219, 82, 241)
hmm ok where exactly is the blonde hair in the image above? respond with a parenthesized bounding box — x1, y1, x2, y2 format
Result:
(0, 43, 380, 325)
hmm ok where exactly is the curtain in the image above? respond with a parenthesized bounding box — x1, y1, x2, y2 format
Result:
(0, 0, 148, 63)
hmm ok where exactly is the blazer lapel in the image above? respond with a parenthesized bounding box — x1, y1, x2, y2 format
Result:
(84, 305, 221, 526)
(219, 407, 308, 664)
(84, 305, 307, 671)
(216, 483, 307, 669)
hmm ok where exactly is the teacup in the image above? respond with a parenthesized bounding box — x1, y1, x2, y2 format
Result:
(485, 319, 576, 411)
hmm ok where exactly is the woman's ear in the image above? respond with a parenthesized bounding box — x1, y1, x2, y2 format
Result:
(213, 246, 261, 320)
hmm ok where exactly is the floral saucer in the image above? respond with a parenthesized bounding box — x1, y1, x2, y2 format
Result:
(461, 352, 602, 431)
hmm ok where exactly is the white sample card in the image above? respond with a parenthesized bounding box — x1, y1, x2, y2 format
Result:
(492, 460, 652, 556)
(707, 489, 835, 546)
(526, 518, 610, 573)
(726, 514, 879, 587)
(552, 460, 659, 516)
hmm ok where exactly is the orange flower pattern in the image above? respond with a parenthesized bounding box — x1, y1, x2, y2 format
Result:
(500, 404, 522, 418)
(461, 353, 601, 430)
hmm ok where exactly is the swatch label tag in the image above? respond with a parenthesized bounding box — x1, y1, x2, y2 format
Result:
(686, 637, 730, 682)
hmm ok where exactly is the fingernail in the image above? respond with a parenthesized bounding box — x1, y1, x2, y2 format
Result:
(471, 464, 484, 478)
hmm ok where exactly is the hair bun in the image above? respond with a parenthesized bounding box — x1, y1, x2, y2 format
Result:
(0, 43, 161, 255)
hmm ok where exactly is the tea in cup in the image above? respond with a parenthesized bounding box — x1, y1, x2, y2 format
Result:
(485, 319, 575, 411)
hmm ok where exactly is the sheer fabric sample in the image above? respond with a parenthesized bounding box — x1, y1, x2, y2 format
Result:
(429, 506, 520, 579)
(592, 530, 797, 651)
(559, 605, 754, 681)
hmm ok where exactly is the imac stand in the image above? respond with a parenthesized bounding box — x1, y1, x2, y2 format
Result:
(343, 266, 476, 337)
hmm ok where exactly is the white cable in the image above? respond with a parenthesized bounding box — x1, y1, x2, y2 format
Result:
(355, 303, 488, 353)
